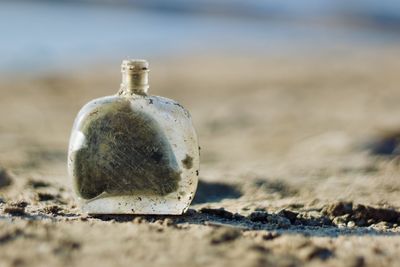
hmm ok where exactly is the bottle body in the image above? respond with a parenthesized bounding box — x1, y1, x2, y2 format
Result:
(68, 93, 199, 214)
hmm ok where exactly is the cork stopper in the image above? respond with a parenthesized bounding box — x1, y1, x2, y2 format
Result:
(119, 59, 149, 95)
(121, 59, 149, 73)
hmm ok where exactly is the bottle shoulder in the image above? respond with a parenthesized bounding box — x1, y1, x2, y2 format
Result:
(75, 94, 191, 127)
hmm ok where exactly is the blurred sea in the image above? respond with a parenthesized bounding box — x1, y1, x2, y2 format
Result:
(1, 0, 400, 73)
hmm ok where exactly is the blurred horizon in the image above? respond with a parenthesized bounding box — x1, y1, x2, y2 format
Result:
(1, 0, 400, 74)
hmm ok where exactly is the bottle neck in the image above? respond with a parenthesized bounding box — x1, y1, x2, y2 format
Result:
(120, 71, 149, 95)
(119, 59, 149, 96)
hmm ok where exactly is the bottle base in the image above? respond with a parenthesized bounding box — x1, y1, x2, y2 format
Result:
(80, 194, 189, 215)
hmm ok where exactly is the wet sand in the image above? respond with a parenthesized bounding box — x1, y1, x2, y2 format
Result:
(1, 48, 400, 266)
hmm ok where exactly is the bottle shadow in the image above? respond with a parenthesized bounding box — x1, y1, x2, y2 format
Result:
(191, 180, 243, 204)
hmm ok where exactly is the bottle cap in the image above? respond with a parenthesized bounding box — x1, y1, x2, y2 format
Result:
(121, 59, 149, 73)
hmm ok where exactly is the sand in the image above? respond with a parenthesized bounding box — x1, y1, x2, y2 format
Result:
(1, 48, 400, 266)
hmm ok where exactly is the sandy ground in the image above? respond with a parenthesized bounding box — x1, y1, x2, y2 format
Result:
(1, 47, 400, 266)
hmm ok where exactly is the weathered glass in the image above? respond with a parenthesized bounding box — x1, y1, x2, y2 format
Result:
(68, 59, 199, 214)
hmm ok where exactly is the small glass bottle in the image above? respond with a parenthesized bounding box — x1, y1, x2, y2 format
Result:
(68, 59, 199, 214)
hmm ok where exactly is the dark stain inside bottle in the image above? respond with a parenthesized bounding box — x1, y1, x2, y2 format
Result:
(73, 100, 181, 200)
(181, 154, 193, 169)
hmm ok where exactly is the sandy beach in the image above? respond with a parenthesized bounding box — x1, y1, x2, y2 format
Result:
(1, 45, 400, 266)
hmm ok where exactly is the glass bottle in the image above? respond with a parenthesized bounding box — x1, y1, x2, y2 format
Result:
(68, 59, 199, 214)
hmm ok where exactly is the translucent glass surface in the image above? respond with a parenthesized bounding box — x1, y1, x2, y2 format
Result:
(68, 94, 199, 214)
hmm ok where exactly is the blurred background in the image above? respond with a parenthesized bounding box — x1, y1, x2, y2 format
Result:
(1, 0, 400, 206)
(1, 0, 400, 73)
